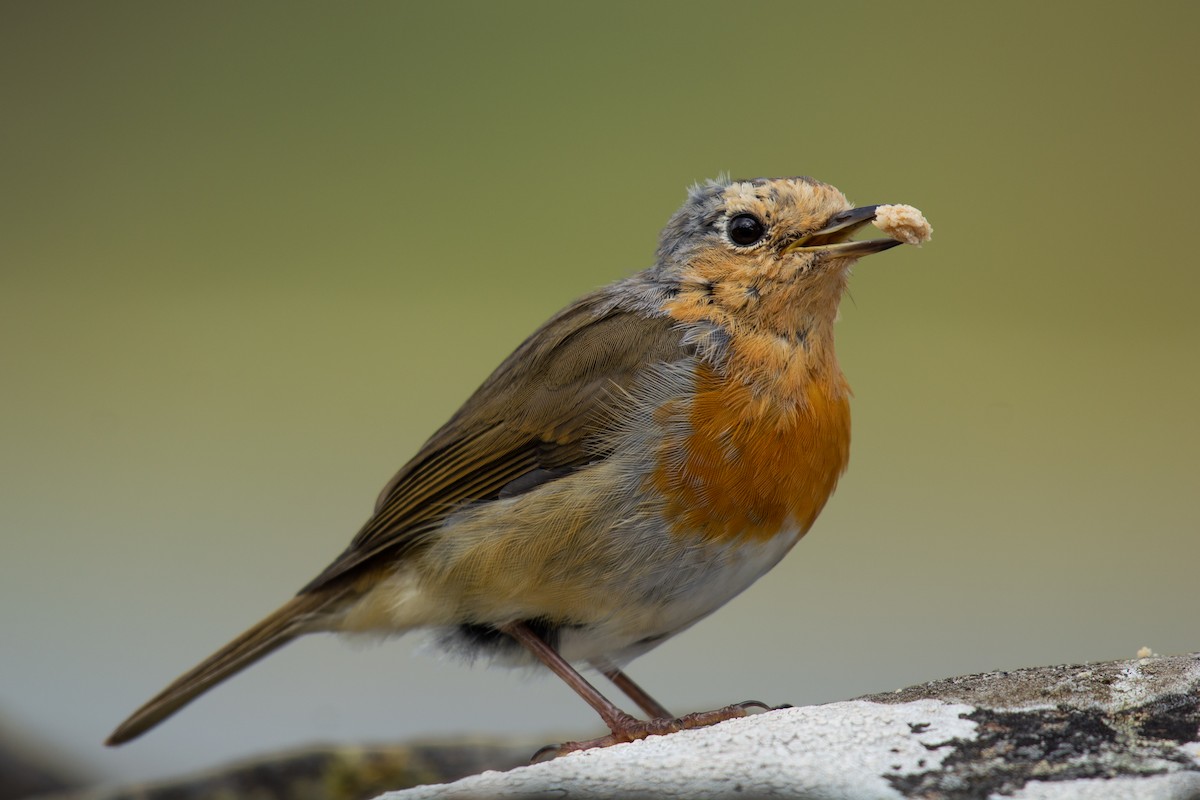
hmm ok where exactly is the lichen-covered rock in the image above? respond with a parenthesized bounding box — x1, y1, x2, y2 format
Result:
(383, 653, 1200, 799)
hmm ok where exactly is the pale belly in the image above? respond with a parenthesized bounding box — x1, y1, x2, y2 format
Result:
(550, 520, 804, 667)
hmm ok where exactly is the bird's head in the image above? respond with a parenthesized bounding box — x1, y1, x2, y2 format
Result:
(654, 176, 927, 342)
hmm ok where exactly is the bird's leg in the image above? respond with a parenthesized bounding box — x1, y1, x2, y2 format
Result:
(498, 622, 641, 735)
(592, 661, 673, 719)
(502, 622, 764, 758)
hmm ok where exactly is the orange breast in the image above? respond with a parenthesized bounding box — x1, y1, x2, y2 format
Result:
(653, 360, 851, 545)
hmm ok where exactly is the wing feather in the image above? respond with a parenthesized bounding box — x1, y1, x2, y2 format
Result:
(301, 287, 685, 593)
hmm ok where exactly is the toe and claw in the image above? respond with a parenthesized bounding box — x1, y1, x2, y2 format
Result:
(534, 700, 783, 760)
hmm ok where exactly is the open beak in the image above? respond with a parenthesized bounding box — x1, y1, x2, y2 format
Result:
(783, 205, 901, 257)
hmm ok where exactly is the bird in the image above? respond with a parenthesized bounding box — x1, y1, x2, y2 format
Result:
(106, 175, 930, 753)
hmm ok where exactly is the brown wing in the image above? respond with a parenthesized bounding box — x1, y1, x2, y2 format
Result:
(300, 287, 685, 593)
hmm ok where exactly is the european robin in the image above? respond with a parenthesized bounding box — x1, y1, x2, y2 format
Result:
(107, 176, 931, 752)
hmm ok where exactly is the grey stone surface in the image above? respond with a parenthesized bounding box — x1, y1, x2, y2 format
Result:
(382, 653, 1200, 800)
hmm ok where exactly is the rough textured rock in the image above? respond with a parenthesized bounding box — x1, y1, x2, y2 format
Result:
(38, 655, 1200, 799)
(860, 654, 1200, 798)
(382, 653, 1200, 799)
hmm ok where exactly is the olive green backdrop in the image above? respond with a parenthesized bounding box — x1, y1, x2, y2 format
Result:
(3, 0, 1198, 787)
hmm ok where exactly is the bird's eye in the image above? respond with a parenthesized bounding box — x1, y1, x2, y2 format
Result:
(727, 213, 766, 246)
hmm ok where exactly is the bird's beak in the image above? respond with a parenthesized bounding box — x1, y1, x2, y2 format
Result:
(783, 205, 901, 257)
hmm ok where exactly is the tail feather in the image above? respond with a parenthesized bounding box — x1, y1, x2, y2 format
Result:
(106, 590, 344, 746)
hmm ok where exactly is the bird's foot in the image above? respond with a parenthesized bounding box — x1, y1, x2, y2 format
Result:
(534, 701, 779, 760)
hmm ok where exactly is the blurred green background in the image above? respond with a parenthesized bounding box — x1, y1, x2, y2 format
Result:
(3, 0, 1198, 789)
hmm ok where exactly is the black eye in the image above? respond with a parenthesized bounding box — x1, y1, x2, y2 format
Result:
(728, 213, 766, 246)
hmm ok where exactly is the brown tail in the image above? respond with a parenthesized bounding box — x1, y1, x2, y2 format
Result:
(106, 590, 346, 746)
